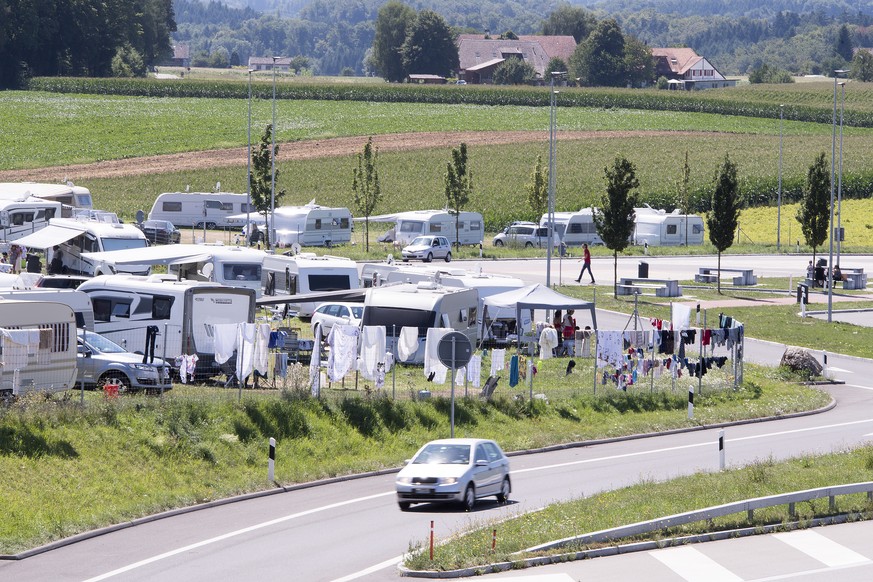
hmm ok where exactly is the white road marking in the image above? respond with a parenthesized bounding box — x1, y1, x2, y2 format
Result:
(844, 383, 873, 392)
(329, 555, 404, 582)
(82, 491, 395, 582)
(747, 562, 873, 581)
(649, 545, 743, 582)
(474, 575, 575, 581)
(772, 529, 869, 567)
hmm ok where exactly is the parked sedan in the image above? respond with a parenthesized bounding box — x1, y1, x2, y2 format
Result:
(401, 235, 452, 263)
(310, 302, 364, 338)
(76, 330, 172, 393)
(135, 219, 181, 245)
(395, 438, 511, 511)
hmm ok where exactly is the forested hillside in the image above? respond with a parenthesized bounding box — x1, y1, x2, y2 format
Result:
(177, 0, 873, 77)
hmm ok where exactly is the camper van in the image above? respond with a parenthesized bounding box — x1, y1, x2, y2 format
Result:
(0, 182, 93, 210)
(0, 289, 94, 329)
(15, 211, 150, 276)
(229, 203, 352, 247)
(0, 299, 78, 396)
(633, 207, 705, 247)
(148, 192, 254, 228)
(365, 210, 484, 246)
(360, 264, 527, 346)
(540, 209, 603, 247)
(361, 282, 478, 364)
(0, 195, 62, 243)
(76, 275, 257, 379)
(261, 253, 360, 316)
(167, 245, 267, 298)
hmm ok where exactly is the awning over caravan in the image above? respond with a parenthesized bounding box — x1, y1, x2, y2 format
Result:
(353, 213, 402, 223)
(256, 287, 368, 307)
(83, 244, 227, 266)
(13, 225, 78, 249)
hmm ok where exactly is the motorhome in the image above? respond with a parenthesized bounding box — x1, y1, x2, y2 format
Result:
(540, 208, 603, 247)
(229, 202, 352, 247)
(261, 253, 360, 316)
(15, 210, 150, 276)
(168, 245, 266, 298)
(148, 191, 254, 228)
(364, 210, 484, 246)
(0, 182, 93, 210)
(360, 263, 527, 346)
(0, 299, 78, 396)
(361, 282, 478, 364)
(0, 195, 62, 243)
(0, 289, 94, 329)
(76, 275, 257, 379)
(633, 206, 705, 247)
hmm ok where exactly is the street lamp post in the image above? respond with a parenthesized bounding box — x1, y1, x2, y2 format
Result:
(828, 70, 849, 322)
(246, 69, 254, 243)
(270, 56, 280, 250)
(777, 105, 783, 251)
(545, 71, 564, 289)
(837, 81, 846, 264)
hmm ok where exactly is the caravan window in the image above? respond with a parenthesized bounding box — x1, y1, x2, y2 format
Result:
(223, 263, 261, 282)
(162, 201, 182, 212)
(667, 224, 678, 235)
(399, 221, 423, 234)
(308, 274, 352, 291)
(241, 203, 256, 213)
(429, 223, 442, 233)
(93, 299, 111, 322)
(339, 217, 350, 229)
(692, 224, 703, 234)
(10, 212, 34, 226)
(112, 302, 131, 318)
(315, 218, 322, 230)
(470, 221, 482, 231)
(152, 296, 173, 320)
(362, 307, 436, 336)
(220, 203, 234, 212)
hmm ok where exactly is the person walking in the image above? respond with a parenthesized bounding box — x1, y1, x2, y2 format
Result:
(575, 243, 595, 284)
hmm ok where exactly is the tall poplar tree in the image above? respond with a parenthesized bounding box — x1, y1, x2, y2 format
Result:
(796, 152, 830, 268)
(526, 155, 548, 221)
(445, 143, 473, 249)
(707, 155, 741, 294)
(594, 156, 639, 298)
(250, 124, 286, 248)
(352, 137, 381, 252)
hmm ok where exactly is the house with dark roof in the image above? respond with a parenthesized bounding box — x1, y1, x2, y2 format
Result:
(456, 34, 576, 84)
(652, 48, 736, 89)
(248, 57, 293, 72)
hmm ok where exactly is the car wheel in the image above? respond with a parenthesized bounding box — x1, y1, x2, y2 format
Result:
(398, 501, 411, 511)
(496, 477, 511, 503)
(462, 484, 476, 511)
(445, 252, 452, 263)
(402, 258, 409, 262)
(525, 241, 533, 248)
(494, 240, 504, 247)
(99, 372, 131, 393)
(425, 253, 433, 263)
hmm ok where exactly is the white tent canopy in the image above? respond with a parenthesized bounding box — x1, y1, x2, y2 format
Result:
(480, 284, 597, 346)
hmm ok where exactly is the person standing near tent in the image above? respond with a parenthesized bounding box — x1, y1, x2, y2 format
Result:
(575, 243, 594, 284)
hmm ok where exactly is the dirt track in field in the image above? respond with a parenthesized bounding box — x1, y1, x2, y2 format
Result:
(0, 130, 701, 183)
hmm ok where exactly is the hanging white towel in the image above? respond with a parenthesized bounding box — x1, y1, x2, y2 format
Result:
(310, 325, 322, 395)
(538, 327, 559, 360)
(467, 354, 482, 388)
(596, 330, 623, 369)
(236, 323, 256, 384)
(359, 325, 386, 381)
(672, 303, 692, 331)
(1, 329, 30, 370)
(253, 323, 271, 375)
(397, 326, 419, 362)
(328, 324, 359, 381)
(212, 323, 238, 365)
(490, 348, 506, 377)
(424, 328, 451, 384)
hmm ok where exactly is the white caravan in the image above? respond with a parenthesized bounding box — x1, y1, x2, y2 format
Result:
(261, 253, 360, 316)
(0, 289, 94, 329)
(633, 206, 704, 246)
(0, 182, 93, 210)
(0, 195, 62, 242)
(363, 210, 484, 246)
(14, 210, 150, 276)
(360, 263, 527, 346)
(540, 208, 603, 247)
(361, 282, 479, 364)
(0, 299, 78, 396)
(228, 202, 352, 247)
(148, 192, 254, 228)
(77, 275, 257, 379)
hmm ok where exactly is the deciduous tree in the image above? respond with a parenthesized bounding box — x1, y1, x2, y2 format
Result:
(594, 156, 639, 297)
(492, 57, 536, 85)
(707, 155, 741, 293)
(250, 124, 286, 248)
(400, 9, 458, 77)
(352, 137, 381, 252)
(541, 3, 595, 44)
(796, 152, 830, 268)
(372, 1, 415, 82)
(570, 18, 626, 87)
(527, 155, 548, 221)
(445, 143, 473, 249)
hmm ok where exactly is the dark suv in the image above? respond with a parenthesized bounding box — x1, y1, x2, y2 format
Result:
(136, 219, 181, 245)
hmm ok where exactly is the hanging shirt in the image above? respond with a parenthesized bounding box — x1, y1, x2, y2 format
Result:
(359, 325, 387, 381)
(467, 354, 482, 388)
(490, 348, 506, 377)
(539, 327, 559, 359)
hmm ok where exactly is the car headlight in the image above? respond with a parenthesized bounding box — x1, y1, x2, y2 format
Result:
(396, 477, 412, 484)
(133, 364, 155, 371)
(438, 477, 458, 485)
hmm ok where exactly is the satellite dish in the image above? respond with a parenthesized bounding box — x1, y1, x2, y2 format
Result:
(386, 254, 394, 265)
(135, 210, 145, 224)
(291, 242, 302, 255)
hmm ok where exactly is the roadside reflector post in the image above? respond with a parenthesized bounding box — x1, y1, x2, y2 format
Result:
(430, 520, 435, 561)
(268, 437, 276, 482)
(687, 386, 694, 419)
(718, 429, 725, 470)
(491, 529, 497, 553)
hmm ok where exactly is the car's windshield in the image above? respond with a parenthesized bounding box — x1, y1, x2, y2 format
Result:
(412, 443, 471, 465)
(410, 236, 432, 246)
(80, 332, 126, 353)
(350, 306, 363, 319)
(102, 238, 148, 252)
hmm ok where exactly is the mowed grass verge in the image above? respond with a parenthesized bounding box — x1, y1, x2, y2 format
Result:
(0, 364, 828, 555)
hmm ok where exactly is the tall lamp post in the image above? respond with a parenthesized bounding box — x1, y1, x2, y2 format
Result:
(545, 71, 565, 289)
(836, 81, 846, 264)
(270, 56, 280, 250)
(246, 69, 254, 241)
(828, 69, 849, 322)
(777, 105, 783, 251)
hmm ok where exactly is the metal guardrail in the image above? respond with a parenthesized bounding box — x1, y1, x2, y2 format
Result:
(523, 481, 873, 553)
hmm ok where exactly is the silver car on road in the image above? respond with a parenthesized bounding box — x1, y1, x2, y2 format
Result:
(395, 438, 511, 511)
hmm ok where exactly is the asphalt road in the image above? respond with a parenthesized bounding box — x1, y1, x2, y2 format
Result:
(3, 254, 873, 582)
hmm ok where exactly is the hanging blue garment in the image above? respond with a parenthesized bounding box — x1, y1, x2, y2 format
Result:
(509, 354, 519, 387)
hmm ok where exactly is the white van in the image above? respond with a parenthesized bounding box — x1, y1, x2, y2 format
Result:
(0, 299, 78, 396)
(0, 195, 62, 242)
(633, 206, 705, 246)
(0, 182, 93, 210)
(148, 192, 254, 228)
(15, 211, 150, 276)
(261, 253, 360, 316)
(229, 202, 352, 247)
(77, 275, 257, 379)
(364, 210, 484, 246)
(0, 289, 94, 329)
(540, 208, 603, 247)
(361, 282, 478, 364)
